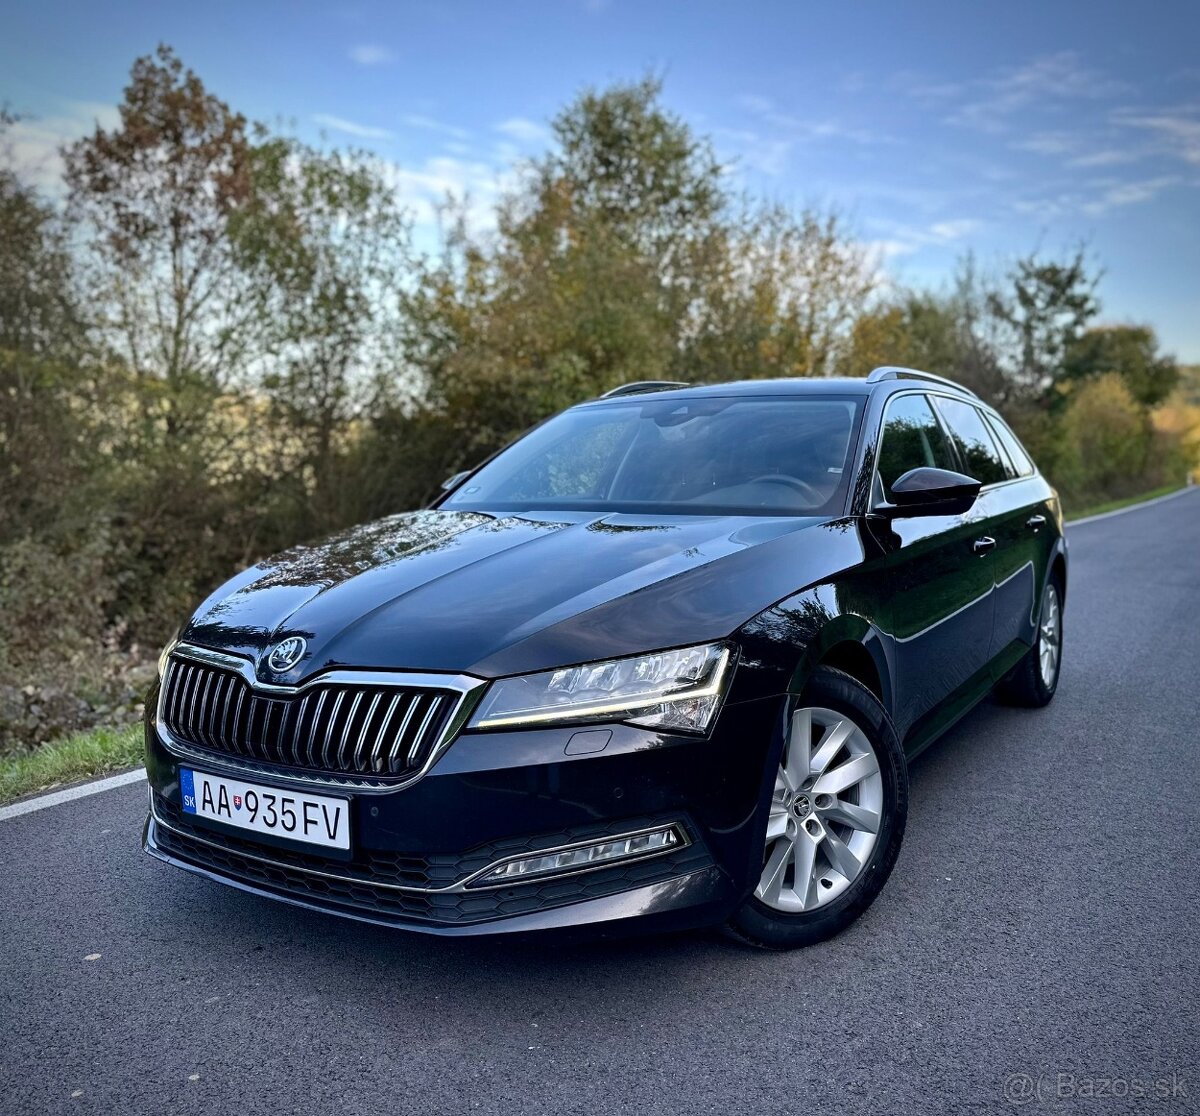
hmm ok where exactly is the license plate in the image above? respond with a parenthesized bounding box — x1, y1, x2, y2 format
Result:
(180, 768, 350, 851)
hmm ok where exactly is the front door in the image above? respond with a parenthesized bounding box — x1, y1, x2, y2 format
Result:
(869, 392, 996, 740)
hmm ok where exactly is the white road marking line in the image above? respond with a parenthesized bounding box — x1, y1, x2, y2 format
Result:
(1067, 485, 1197, 528)
(0, 768, 146, 822)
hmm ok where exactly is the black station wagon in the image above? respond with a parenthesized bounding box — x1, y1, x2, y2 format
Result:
(144, 366, 1067, 947)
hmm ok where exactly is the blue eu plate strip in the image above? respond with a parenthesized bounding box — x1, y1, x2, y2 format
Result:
(180, 768, 197, 814)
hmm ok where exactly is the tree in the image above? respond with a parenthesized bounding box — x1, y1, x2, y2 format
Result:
(1058, 374, 1150, 499)
(232, 138, 412, 527)
(0, 121, 94, 542)
(691, 204, 875, 380)
(842, 260, 1007, 401)
(398, 78, 875, 488)
(62, 45, 258, 431)
(988, 249, 1100, 398)
(398, 78, 731, 469)
(0, 115, 80, 357)
(1062, 325, 1178, 407)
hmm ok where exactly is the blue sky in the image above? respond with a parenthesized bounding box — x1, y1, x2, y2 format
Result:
(4, 0, 1199, 359)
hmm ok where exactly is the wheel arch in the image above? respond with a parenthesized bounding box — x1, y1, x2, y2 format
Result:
(1050, 546, 1068, 603)
(790, 615, 894, 717)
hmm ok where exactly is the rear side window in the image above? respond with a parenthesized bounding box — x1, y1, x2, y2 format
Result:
(933, 398, 1008, 487)
(875, 393, 957, 501)
(985, 414, 1036, 478)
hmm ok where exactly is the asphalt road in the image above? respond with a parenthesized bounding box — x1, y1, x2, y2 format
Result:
(3, 491, 1199, 1116)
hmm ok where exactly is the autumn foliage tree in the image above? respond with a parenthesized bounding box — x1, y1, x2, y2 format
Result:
(64, 46, 259, 426)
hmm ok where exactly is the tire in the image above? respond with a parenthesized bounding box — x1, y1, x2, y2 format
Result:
(727, 666, 908, 950)
(998, 575, 1063, 708)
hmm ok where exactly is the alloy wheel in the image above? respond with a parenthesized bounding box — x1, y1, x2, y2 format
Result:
(755, 706, 883, 912)
(1038, 582, 1062, 690)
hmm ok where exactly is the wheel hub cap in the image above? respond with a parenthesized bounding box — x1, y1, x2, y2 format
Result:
(755, 705, 884, 913)
(790, 793, 812, 819)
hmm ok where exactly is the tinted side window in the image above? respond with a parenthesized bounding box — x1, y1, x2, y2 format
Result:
(986, 414, 1035, 478)
(875, 394, 957, 501)
(934, 398, 1008, 486)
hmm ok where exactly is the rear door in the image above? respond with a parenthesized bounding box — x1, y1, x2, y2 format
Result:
(981, 411, 1050, 674)
(871, 392, 996, 738)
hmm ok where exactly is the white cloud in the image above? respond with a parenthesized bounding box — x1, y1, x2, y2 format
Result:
(1012, 132, 1079, 157)
(1115, 107, 1200, 166)
(1011, 174, 1180, 219)
(928, 219, 981, 241)
(400, 114, 471, 141)
(495, 117, 549, 144)
(1081, 176, 1180, 216)
(349, 44, 394, 66)
(312, 113, 394, 140)
(1068, 149, 1140, 168)
(948, 52, 1124, 133)
(379, 154, 517, 241)
(861, 217, 984, 263)
(734, 93, 885, 150)
(3, 101, 119, 192)
(1011, 128, 1151, 170)
(865, 239, 918, 262)
(713, 126, 792, 177)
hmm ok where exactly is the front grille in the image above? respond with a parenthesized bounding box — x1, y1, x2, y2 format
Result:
(160, 655, 460, 779)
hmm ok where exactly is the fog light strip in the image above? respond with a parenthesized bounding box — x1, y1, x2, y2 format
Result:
(468, 825, 685, 888)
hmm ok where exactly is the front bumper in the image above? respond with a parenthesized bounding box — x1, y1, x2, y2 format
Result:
(142, 688, 785, 938)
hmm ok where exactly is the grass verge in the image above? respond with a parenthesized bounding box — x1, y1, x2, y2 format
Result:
(1067, 482, 1188, 522)
(0, 723, 143, 806)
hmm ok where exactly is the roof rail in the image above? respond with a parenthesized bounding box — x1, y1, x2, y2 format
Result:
(866, 366, 978, 398)
(600, 380, 691, 399)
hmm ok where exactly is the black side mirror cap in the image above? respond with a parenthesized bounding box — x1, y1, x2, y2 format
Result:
(876, 467, 981, 519)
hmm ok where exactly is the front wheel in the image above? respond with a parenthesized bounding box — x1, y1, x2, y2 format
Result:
(728, 666, 908, 949)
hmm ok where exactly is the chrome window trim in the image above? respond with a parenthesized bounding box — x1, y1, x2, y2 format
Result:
(149, 797, 688, 895)
(155, 642, 488, 794)
(867, 387, 1040, 514)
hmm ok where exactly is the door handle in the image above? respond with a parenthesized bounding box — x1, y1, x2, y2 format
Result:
(1026, 514, 1046, 530)
(973, 536, 996, 555)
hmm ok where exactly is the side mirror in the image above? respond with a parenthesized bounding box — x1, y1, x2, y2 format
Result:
(440, 470, 471, 492)
(877, 467, 980, 518)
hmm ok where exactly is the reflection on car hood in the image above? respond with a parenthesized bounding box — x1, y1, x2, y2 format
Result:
(184, 508, 862, 679)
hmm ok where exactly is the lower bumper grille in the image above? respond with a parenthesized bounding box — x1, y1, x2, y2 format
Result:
(149, 793, 711, 926)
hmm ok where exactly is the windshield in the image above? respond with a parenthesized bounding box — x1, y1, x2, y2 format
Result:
(441, 394, 864, 516)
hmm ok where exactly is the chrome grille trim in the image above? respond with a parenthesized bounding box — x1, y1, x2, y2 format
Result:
(155, 642, 486, 793)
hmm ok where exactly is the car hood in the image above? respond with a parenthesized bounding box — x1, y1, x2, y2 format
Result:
(183, 508, 864, 681)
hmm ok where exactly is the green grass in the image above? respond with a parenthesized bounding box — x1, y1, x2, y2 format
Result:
(0, 723, 143, 806)
(1067, 482, 1188, 522)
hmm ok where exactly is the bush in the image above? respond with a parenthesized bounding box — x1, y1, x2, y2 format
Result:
(1055, 374, 1160, 506)
(0, 530, 154, 753)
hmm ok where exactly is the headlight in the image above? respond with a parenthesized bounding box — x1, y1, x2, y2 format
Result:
(468, 642, 733, 734)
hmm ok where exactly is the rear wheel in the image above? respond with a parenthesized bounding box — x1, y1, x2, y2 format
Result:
(999, 577, 1063, 707)
(728, 666, 907, 949)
